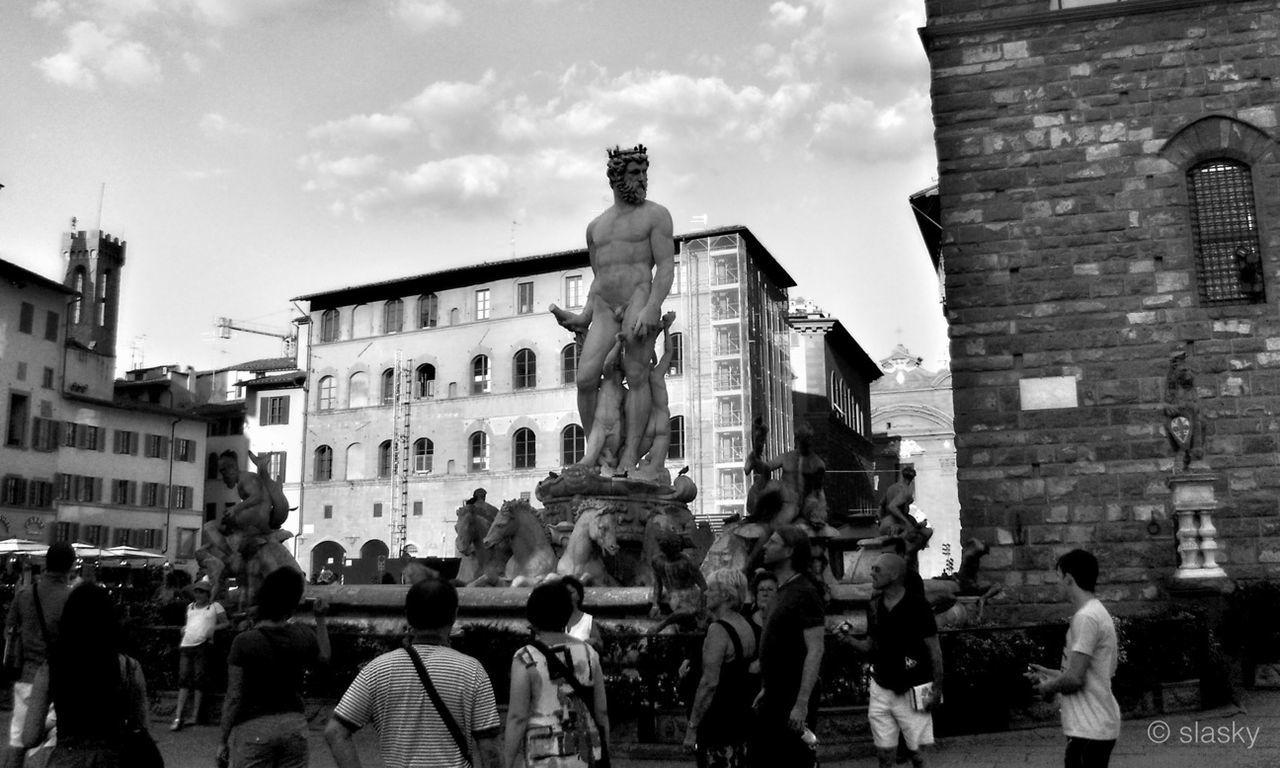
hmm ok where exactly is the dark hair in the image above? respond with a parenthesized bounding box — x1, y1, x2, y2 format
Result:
(750, 568, 778, 594)
(560, 575, 585, 604)
(52, 584, 122, 740)
(405, 578, 458, 630)
(219, 449, 239, 463)
(527, 581, 573, 632)
(1056, 549, 1099, 592)
(46, 541, 75, 573)
(257, 568, 305, 621)
(776, 525, 812, 572)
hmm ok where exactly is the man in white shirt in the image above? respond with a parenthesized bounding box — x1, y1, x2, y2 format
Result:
(1028, 549, 1121, 768)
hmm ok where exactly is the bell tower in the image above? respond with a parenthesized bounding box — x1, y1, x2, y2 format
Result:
(62, 223, 126, 356)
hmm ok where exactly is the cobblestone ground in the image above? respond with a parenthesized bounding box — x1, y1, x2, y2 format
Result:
(9, 687, 1280, 767)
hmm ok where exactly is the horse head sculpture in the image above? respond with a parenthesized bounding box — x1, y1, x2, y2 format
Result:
(556, 500, 620, 586)
(484, 498, 556, 586)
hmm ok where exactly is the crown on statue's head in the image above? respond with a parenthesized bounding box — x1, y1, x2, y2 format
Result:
(607, 144, 648, 160)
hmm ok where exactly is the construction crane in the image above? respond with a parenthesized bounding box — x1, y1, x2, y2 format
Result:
(390, 352, 412, 557)
(216, 317, 298, 357)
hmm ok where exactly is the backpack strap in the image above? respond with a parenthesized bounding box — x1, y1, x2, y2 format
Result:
(713, 619, 746, 664)
(404, 645, 472, 768)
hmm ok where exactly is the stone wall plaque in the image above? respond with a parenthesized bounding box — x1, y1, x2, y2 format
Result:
(1019, 376, 1079, 411)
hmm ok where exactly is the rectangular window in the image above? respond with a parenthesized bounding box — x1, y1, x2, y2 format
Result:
(142, 482, 159, 507)
(565, 275, 584, 308)
(6, 393, 29, 448)
(176, 528, 198, 558)
(54, 521, 79, 544)
(113, 430, 138, 455)
(670, 259, 682, 295)
(517, 281, 534, 314)
(323, 504, 333, 519)
(373, 502, 383, 518)
(41, 367, 54, 389)
(83, 524, 103, 546)
(18, 303, 34, 334)
(172, 485, 190, 509)
(31, 418, 58, 452)
(28, 480, 54, 508)
(16, 363, 26, 382)
(475, 289, 491, 320)
(112, 479, 131, 505)
(174, 437, 195, 462)
(1, 476, 26, 506)
(114, 528, 131, 547)
(144, 433, 168, 458)
(667, 333, 683, 376)
(80, 425, 102, 451)
(57, 473, 72, 500)
(260, 451, 287, 483)
(260, 396, 291, 426)
(63, 422, 78, 448)
(44, 311, 59, 342)
(413, 500, 423, 517)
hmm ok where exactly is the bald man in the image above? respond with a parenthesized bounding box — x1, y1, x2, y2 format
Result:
(842, 554, 944, 768)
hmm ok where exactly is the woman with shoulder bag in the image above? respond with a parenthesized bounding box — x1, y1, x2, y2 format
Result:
(22, 583, 160, 768)
(505, 582, 610, 768)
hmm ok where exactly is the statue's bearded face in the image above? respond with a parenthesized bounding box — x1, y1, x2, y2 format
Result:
(614, 160, 648, 204)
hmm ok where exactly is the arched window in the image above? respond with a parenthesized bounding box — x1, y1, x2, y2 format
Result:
(317, 376, 336, 410)
(513, 349, 536, 390)
(419, 293, 438, 328)
(345, 442, 364, 480)
(561, 344, 579, 385)
(667, 333, 683, 376)
(70, 268, 86, 325)
(383, 299, 403, 334)
(348, 371, 369, 408)
(378, 440, 392, 478)
(413, 438, 433, 473)
(513, 428, 536, 469)
(449, 307, 460, 325)
(669, 416, 685, 460)
(381, 368, 395, 405)
(205, 453, 220, 480)
(320, 309, 339, 342)
(314, 445, 333, 481)
(415, 363, 436, 398)
(561, 424, 585, 466)
(469, 431, 489, 471)
(352, 304, 372, 337)
(1188, 159, 1266, 304)
(471, 355, 490, 394)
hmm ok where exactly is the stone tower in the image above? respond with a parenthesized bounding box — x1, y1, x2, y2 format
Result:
(62, 228, 126, 355)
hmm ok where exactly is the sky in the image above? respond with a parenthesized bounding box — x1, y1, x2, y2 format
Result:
(1, 0, 947, 376)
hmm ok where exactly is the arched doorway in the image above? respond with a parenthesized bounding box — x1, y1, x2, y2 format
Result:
(349, 539, 390, 584)
(310, 540, 346, 584)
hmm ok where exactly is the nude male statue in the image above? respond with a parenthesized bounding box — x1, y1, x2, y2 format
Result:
(745, 422, 829, 529)
(579, 333, 627, 471)
(635, 311, 678, 481)
(549, 144, 675, 471)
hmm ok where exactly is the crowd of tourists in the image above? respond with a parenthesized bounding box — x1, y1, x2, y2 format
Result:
(0, 533, 1120, 768)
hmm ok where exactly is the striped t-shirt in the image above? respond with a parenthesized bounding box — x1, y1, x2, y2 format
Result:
(333, 643, 501, 768)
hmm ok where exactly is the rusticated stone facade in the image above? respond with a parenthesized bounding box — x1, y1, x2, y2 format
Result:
(922, 0, 1280, 612)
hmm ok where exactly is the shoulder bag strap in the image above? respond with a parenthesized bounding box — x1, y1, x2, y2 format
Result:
(528, 641, 599, 724)
(32, 582, 52, 649)
(404, 645, 472, 768)
(714, 619, 746, 663)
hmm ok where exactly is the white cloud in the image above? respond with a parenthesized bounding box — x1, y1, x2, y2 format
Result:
(809, 90, 932, 162)
(307, 113, 416, 144)
(767, 1, 807, 28)
(31, 0, 64, 22)
(391, 0, 461, 31)
(37, 20, 160, 88)
(199, 112, 245, 136)
(184, 167, 231, 180)
(393, 154, 509, 202)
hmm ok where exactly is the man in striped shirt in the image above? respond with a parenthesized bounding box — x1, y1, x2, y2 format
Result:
(325, 579, 502, 768)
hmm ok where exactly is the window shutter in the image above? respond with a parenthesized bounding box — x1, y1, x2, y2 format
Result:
(158, 485, 168, 509)
(131, 433, 139, 455)
(129, 481, 138, 506)
(280, 396, 290, 425)
(277, 453, 288, 483)
(96, 430, 105, 452)
(161, 436, 171, 458)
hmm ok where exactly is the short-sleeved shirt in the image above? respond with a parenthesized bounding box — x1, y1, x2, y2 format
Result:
(227, 623, 319, 726)
(757, 573, 824, 715)
(1060, 598, 1121, 741)
(333, 643, 501, 768)
(868, 586, 937, 693)
(4, 576, 70, 682)
(180, 602, 226, 647)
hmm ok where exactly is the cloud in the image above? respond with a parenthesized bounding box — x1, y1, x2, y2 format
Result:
(36, 20, 161, 88)
(307, 113, 416, 144)
(184, 167, 232, 180)
(391, 0, 462, 32)
(767, 2, 807, 28)
(809, 90, 933, 162)
(198, 112, 245, 136)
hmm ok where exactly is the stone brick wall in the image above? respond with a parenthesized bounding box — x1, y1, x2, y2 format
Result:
(922, 0, 1280, 611)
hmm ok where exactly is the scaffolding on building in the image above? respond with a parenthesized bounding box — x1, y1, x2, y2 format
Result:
(390, 352, 412, 557)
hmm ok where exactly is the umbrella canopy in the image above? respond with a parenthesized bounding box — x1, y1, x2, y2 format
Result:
(0, 538, 46, 554)
(102, 546, 166, 560)
(71, 542, 107, 558)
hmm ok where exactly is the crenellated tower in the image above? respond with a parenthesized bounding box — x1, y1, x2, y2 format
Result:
(62, 227, 126, 356)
